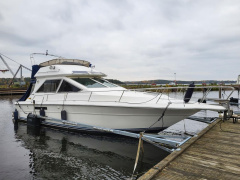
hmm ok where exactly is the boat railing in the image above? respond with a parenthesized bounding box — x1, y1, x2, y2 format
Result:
(131, 85, 235, 103)
(32, 86, 235, 105)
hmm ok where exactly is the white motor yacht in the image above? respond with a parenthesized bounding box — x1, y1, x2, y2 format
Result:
(15, 58, 226, 133)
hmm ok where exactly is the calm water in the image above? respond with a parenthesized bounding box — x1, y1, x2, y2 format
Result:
(0, 96, 169, 180)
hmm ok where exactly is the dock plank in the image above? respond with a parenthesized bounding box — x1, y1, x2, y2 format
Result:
(138, 119, 240, 180)
(185, 147, 240, 164)
(162, 160, 240, 180)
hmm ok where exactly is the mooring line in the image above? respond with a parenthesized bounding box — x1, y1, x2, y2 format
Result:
(131, 132, 144, 180)
(144, 101, 172, 133)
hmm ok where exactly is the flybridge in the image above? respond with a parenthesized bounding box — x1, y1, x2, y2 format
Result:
(30, 51, 91, 68)
(35, 64, 106, 77)
(28, 51, 105, 77)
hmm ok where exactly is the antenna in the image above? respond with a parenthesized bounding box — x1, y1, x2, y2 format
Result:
(30, 50, 64, 65)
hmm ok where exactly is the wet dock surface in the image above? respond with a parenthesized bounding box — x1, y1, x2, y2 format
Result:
(139, 118, 240, 180)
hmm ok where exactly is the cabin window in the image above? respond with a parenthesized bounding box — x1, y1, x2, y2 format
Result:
(93, 78, 118, 87)
(37, 80, 61, 93)
(71, 78, 106, 88)
(58, 80, 81, 92)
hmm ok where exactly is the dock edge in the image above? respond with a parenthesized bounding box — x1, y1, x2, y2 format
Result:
(138, 118, 221, 180)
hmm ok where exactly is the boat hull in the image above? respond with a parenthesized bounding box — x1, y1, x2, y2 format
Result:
(15, 103, 199, 133)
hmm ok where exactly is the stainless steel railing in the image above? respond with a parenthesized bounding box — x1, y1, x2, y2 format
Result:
(31, 86, 235, 105)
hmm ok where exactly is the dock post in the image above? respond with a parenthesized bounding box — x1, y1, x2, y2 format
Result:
(219, 88, 221, 100)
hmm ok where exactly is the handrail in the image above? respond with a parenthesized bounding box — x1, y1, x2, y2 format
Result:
(88, 92, 93, 102)
(130, 85, 234, 91)
(118, 91, 125, 102)
(32, 86, 235, 105)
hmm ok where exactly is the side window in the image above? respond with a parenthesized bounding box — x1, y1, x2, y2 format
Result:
(72, 78, 106, 88)
(37, 80, 61, 93)
(93, 78, 118, 87)
(58, 80, 81, 92)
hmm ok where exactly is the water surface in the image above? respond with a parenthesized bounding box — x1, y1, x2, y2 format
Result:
(0, 96, 169, 180)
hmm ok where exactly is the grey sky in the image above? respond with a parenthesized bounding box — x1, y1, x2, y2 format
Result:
(0, 0, 239, 81)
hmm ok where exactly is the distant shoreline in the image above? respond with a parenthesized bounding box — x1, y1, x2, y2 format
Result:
(124, 80, 236, 85)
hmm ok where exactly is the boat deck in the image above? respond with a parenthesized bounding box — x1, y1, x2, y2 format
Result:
(138, 118, 240, 180)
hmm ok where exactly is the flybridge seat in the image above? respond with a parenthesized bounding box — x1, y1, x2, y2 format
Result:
(39, 59, 91, 67)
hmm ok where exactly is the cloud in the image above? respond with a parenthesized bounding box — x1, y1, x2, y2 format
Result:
(0, 0, 240, 81)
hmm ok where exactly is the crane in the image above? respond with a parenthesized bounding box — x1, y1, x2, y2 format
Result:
(0, 54, 31, 87)
(0, 55, 12, 74)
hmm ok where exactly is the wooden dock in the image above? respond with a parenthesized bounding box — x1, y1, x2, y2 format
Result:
(0, 88, 26, 96)
(139, 118, 240, 180)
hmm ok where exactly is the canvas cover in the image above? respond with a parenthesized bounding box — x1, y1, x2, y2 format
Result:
(39, 59, 91, 67)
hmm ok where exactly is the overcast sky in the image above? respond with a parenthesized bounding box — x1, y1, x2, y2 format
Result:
(0, 0, 239, 81)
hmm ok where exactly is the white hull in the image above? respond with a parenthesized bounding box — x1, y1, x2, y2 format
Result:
(16, 102, 204, 132)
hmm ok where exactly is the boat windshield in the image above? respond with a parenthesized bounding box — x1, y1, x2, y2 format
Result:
(37, 80, 61, 93)
(93, 78, 118, 87)
(71, 78, 106, 88)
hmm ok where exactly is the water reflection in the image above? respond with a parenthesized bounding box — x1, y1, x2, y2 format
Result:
(0, 96, 169, 179)
(14, 123, 168, 179)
